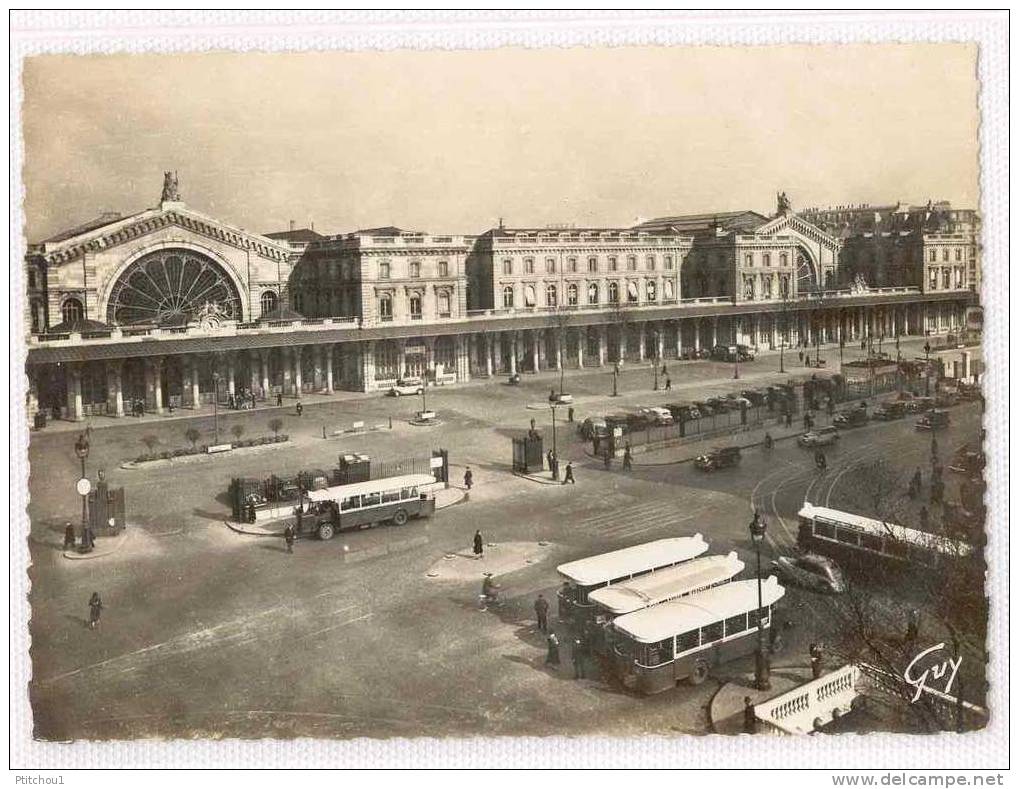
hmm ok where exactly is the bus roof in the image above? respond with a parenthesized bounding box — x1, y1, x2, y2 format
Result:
(556, 535, 708, 587)
(612, 576, 785, 644)
(588, 552, 744, 615)
(305, 473, 437, 502)
(798, 502, 973, 557)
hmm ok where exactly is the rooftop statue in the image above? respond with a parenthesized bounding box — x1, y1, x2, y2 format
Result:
(161, 170, 181, 203)
(776, 191, 792, 216)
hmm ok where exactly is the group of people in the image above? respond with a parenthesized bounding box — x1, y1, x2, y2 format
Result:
(228, 389, 260, 410)
(63, 521, 96, 553)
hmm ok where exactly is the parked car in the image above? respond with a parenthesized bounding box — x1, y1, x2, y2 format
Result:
(705, 396, 729, 413)
(550, 391, 574, 405)
(740, 389, 766, 406)
(833, 409, 868, 428)
(724, 393, 752, 409)
(736, 344, 756, 361)
(797, 426, 840, 448)
(665, 403, 701, 422)
(682, 348, 711, 360)
(771, 554, 845, 594)
(693, 400, 718, 417)
(710, 345, 738, 362)
(916, 409, 950, 431)
(638, 406, 674, 426)
(872, 401, 907, 421)
(579, 416, 609, 440)
(389, 377, 424, 396)
(694, 446, 742, 472)
(934, 391, 959, 408)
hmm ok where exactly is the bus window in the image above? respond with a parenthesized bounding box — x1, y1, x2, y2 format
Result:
(363, 492, 381, 507)
(815, 520, 836, 539)
(340, 496, 359, 511)
(646, 638, 673, 666)
(401, 487, 413, 500)
(675, 629, 699, 654)
(700, 620, 724, 644)
(860, 533, 883, 552)
(725, 613, 748, 637)
(835, 527, 859, 546)
(382, 489, 400, 503)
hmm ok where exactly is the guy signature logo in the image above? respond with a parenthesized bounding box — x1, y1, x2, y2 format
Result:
(903, 642, 962, 703)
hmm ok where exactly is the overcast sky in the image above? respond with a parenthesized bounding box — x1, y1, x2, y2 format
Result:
(21, 43, 979, 241)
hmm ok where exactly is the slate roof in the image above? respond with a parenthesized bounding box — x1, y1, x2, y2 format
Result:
(43, 212, 134, 244)
(633, 211, 770, 236)
(263, 228, 326, 243)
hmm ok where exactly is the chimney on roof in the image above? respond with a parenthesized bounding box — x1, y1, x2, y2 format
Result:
(289, 220, 296, 232)
(311, 221, 315, 231)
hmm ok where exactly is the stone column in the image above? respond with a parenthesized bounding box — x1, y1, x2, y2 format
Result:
(493, 333, 503, 373)
(711, 317, 719, 348)
(361, 341, 376, 392)
(554, 332, 563, 371)
(486, 334, 494, 376)
(145, 357, 156, 413)
(655, 327, 664, 361)
(260, 350, 270, 399)
(292, 347, 303, 394)
(598, 326, 607, 366)
(693, 321, 702, 352)
(576, 328, 584, 368)
(531, 331, 540, 373)
(509, 332, 518, 375)
(106, 361, 124, 418)
(151, 357, 164, 414)
(397, 340, 407, 379)
(675, 320, 683, 358)
(457, 336, 471, 382)
(771, 317, 779, 349)
(190, 356, 201, 409)
(637, 325, 646, 361)
(279, 348, 292, 396)
(618, 327, 628, 362)
(227, 354, 236, 396)
(324, 345, 334, 392)
(67, 363, 84, 421)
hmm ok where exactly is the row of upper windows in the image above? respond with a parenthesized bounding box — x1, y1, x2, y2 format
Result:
(928, 248, 966, 263)
(499, 279, 676, 308)
(927, 267, 966, 291)
(378, 260, 450, 279)
(500, 254, 676, 276)
(742, 252, 792, 268)
(378, 290, 453, 320)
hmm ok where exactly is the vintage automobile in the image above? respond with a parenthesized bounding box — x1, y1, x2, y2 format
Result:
(694, 446, 742, 472)
(389, 377, 424, 396)
(549, 391, 574, 405)
(579, 416, 610, 440)
(771, 554, 845, 594)
(935, 391, 960, 408)
(736, 344, 756, 361)
(638, 406, 674, 426)
(904, 396, 935, 414)
(916, 409, 950, 431)
(665, 403, 701, 422)
(797, 426, 840, 448)
(872, 401, 907, 421)
(833, 408, 868, 428)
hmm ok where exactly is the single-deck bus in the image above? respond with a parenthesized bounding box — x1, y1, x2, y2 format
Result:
(557, 535, 709, 626)
(797, 502, 973, 570)
(300, 473, 439, 540)
(611, 576, 786, 694)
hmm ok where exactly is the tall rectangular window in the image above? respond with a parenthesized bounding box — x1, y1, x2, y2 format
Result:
(546, 257, 556, 274)
(525, 258, 534, 274)
(646, 255, 656, 271)
(409, 261, 421, 278)
(626, 255, 637, 271)
(568, 257, 578, 273)
(502, 259, 513, 275)
(379, 262, 390, 279)
(609, 256, 618, 272)
(437, 261, 449, 277)
(588, 256, 598, 272)
(664, 255, 674, 270)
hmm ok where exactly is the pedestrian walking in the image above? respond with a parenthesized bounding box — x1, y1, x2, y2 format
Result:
(744, 696, 758, 734)
(545, 632, 561, 666)
(481, 574, 499, 605)
(665, 377, 672, 390)
(622, 444, 632, 471)
(276, 392, 283, 407)
(88, 592, 103, 630)
(546, 449, 554, 472)
(464, 466, 474, 490)
(534, 594, 549, 633)
(284, 523, 295, 554)
(809, 643, 824, 680)
(562, 461, 575, 485)
(296, 400, 303, 417)
(912, 467, 923, 490)
(603, 450, 612, 470)
(63, 522, 76, 550)
(661, 363, 668, 375)
(798, 350, 804, 364)
(785, 411, 793, 428)
(473, 529, 484, 559)
(572, 636, 587, 679)
(930, 478, 944, 505)
(549, 387, 556, 403)
(906, 609, 921, 643)
(81, 526, 96, 553)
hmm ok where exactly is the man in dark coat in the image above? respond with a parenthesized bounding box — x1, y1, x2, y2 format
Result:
(809, 643, 824, 679)
(665, 377, 672, 390)
(276, 392, 283, 407)
(744, 697, 757, 734)
(572, 636, 588, 679)
(622, 444, 633, 471)
(63, 522, 76, 550)
(284, 523, 295, 554)
(562, 462, 575, 485)
(88, 592, 103, 630)
(545, 632, 561, 666)
(534, 594, 549, 633)
(473, 530, 484, 558)
(785, 411, 793, 428)
(463, 467, 473, 490)
(296, 400, 303, 417)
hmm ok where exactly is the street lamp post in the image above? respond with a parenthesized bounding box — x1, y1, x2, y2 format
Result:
(749, 510, 771, 691)
(924, 342, 932, 396)
(612, 361, 619, 397)
(733, 319, 741, 380)
(550, 404, 559, 481)
(74, 433, 90, 549)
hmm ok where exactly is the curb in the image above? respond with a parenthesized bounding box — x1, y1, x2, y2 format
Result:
(62, 529, 132, 561)
(120, 439, 291, 470)
(224, 520, 284, 537)
(511, 471, 562, 486)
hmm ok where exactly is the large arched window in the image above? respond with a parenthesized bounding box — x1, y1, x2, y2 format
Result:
(545, 283, 558, 307)
(260, 291, 279, 317)
(437, 291, 451, 317)
(608, 281, 619, 303)
(567, 283, 578, 305)
(627, 281, 639, 303)
(646, 281, 657, 301)
(588, 283, 599, 305)
(663, 280, 675, 300)
(61, 297, 84, 327)
(502, 285, 514, 308)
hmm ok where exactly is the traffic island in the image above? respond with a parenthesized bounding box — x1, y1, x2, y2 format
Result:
(424, 541, 556, 581)
(61, 528, 132, 561)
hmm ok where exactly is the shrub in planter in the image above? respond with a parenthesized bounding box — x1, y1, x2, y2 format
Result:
(200, 445, 209, 453)
(160, 450, 173, 460)
(173, 448, 189, 457)
(278, 434, 289, 442)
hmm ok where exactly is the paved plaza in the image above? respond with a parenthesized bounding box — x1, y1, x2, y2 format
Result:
(25, 339, 984, 739)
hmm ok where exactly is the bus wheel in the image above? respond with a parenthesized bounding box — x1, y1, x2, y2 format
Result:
(688, 660, 710, 686)
(392, 508, 409, 526)
(317, 523, 335, 541)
